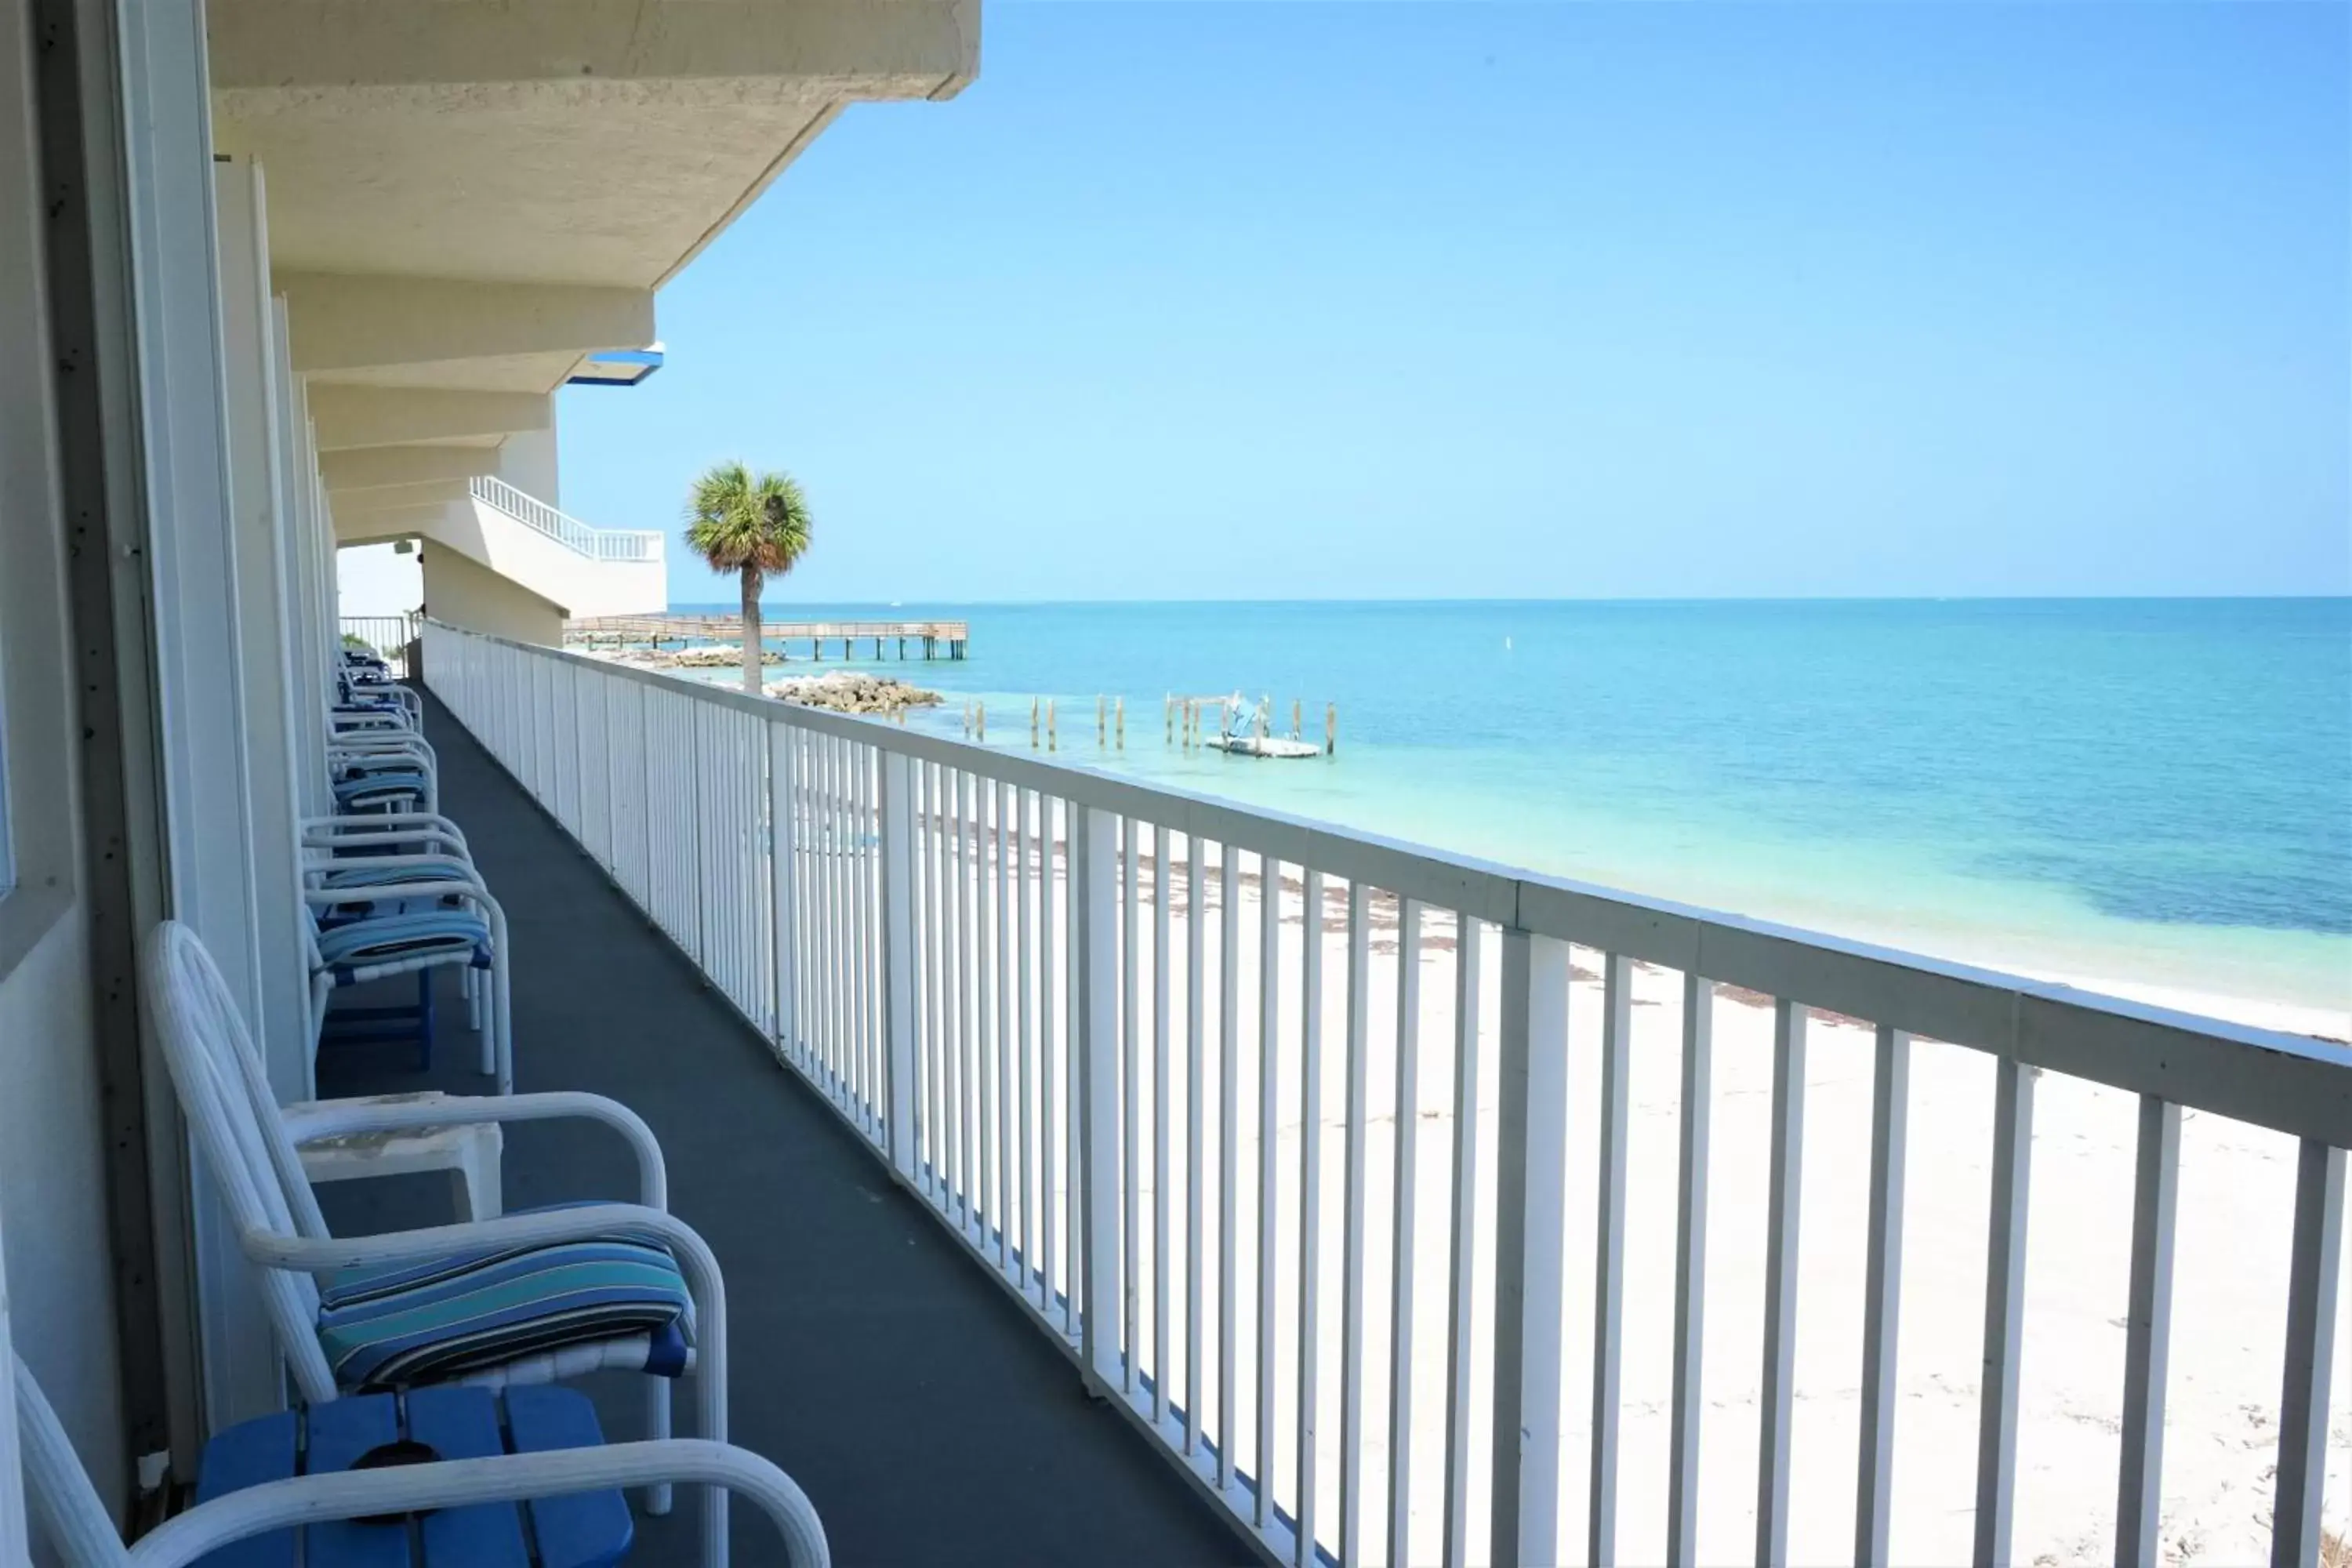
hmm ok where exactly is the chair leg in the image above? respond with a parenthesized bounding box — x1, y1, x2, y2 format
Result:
(699, 1331, 728, 1568)
(478, 965, 497, 1080)
(453, 1127, 502, 1220)
(645, 1379, 672, 1515)
(416, 969, 434, 1071)
(492, 953, 513, 1094)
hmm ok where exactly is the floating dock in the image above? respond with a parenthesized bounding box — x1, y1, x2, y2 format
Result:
(567, 614, 969, 660)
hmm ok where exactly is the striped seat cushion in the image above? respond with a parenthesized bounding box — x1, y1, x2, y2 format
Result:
(318, 856, 473, 891)
(335, 756, 423, 780)
(334, 771, 427, 806)
(312, 909, 488, 977)
(316, 1221, 694, 1391)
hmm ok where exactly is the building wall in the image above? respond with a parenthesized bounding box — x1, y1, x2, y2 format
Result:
(498, 425, 560, 509)
(0, 911, 127, 1525)
(0, 0, 128, 1513)
(423, 543, 567, 644)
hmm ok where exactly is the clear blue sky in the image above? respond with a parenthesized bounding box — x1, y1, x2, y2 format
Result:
(556, 2, 2350, 606)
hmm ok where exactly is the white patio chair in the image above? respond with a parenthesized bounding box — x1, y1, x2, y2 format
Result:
(16, 1354, 825, 1567)
(300, 815, 495, 1075)
(140, 920, 737, 1568)
(328, 752, 438, 816)
(304, 874, 512, 1091)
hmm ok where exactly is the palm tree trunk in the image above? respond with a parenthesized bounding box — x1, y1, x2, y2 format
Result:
(740, 567, 764, 695)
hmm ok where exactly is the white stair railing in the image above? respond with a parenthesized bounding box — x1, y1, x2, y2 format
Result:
(469, 475, 663, 563)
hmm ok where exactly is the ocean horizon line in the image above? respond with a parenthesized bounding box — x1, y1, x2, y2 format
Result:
(658, 590, 2352, 611)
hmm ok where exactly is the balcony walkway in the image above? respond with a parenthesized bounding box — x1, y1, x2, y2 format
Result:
(314, 691, 1247, 1567)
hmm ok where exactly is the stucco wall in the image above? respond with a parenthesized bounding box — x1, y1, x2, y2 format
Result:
(422, 543, 565, 644)
(0, 911, 127, 1524)
(498, 426, 560, 509)
(0, 0, 128, 1523)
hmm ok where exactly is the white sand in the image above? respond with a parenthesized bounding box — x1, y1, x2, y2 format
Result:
(898, 826, 2350, 1566)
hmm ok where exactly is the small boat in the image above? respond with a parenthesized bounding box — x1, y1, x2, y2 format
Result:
(1207, 733, 1323, 759)
(1207, 694, 1325, 759)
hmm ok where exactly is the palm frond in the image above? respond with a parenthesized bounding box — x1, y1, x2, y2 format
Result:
(682, 460, 814, 579)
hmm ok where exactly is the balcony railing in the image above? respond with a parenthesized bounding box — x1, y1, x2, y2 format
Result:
(422, 619, 2350, 1568)
(468, 474, 664, 563)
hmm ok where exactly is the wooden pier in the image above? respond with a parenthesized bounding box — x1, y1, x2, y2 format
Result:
(567, 614, 969, 660)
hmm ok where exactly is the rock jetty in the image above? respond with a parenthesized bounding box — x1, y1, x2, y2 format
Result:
(764, 671, 942, 716)
(599, 644, 781, 670)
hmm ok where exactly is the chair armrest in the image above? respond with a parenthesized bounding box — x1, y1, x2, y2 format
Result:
(128, 1439, 827, 1568)
(300, 826, 470, 858)
(281, 1091, 666, 1208)
(302, 811, 466, 841)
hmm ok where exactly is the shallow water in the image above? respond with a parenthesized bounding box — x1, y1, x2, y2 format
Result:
(661, 597, 2352, 1019)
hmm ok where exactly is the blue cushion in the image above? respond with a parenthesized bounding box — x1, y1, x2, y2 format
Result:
(317, 1225, 693, 1392)
(319, 858, 473, 891)
(311, 910, 488, 980)
(335, 774, 428, 807)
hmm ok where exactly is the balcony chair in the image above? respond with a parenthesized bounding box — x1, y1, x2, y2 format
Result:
(16, 1353, 827, 1567)
(335, 659, 423, 726)
(296, 826, 505, 1214)
(328, 742, 438, 816)
(141, 920, 739, 1568)
(299, 801, 499, 1085)
(303, 869, 512, 1092)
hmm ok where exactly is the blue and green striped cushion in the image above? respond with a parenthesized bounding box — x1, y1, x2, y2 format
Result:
(318, 857, 474, 891)
(334, 771, 427, 807)
(312, 909, 487, 971)
(316, 1225, 693, 1390)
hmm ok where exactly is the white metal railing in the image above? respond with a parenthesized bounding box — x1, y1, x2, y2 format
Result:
(468, 475, 664, 563)
(423, 619, 2350, 1568)
(339, 613, 417, 677)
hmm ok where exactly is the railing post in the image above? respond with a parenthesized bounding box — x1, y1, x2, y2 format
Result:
(880, 751, 918, 1178)
(1074, 803, 1122, 1395)
(781, 724, 809, 1067)
(1492, 928, 1570, 1568)
(2270, 1138, 2345, 1568)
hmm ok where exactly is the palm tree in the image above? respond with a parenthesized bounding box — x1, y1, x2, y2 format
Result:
(684, 461, 813, 693)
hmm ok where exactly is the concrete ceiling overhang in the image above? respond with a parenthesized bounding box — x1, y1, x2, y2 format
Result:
(208, 0, 978, 290)
(219, 0, 978, 554)
(327, 479, 472, 515)
(310, 387, 551, 450)
(279, 273, 655, 375)
(321, 445, 503, 492)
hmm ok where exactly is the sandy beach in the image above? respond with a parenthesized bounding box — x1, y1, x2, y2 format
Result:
(888, 821, 2351, 1568)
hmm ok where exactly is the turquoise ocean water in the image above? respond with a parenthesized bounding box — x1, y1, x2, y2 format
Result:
(666, 599, 2350, 1022)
